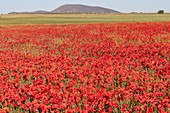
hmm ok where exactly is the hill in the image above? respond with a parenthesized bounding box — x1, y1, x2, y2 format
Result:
(9, 4, 120, 14)
(52, 4, 120, 14)
(32, 10, 50, 14)
(9, 10, 50, 14)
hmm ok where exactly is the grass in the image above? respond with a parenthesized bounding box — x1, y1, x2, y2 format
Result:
(0, 13, 170, 26)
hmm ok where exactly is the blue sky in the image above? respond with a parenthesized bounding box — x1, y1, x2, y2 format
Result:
(0, 0, 170, 14)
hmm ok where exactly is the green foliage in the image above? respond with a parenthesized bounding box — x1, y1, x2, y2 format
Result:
(158, 10, 164, 14)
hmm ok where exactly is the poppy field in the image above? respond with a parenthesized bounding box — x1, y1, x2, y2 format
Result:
(0, 22, 170, 113)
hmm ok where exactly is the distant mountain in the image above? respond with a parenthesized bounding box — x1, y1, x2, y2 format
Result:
(9, 11, 30, 14)
(32, 10, 50, 14)
(9, 10, 50, 14)
(9, 4, 120, 14)
(52, 4, 120, 14)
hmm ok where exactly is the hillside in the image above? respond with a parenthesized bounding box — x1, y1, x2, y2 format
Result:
(52, 4, 120, 14)
(9, 4, 120, 14)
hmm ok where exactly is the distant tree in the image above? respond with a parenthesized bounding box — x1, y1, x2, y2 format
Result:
(158, 10, 164, 14)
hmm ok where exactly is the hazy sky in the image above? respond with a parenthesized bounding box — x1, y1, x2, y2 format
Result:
(0, 0, 170, 14)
